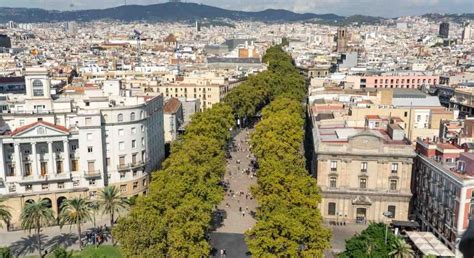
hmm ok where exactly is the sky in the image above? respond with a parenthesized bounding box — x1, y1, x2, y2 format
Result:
(0, 0, 472, 18)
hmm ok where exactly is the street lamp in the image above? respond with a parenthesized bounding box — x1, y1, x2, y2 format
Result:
(383, 211, 393, 244)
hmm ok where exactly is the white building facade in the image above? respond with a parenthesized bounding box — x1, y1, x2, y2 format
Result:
(0, 68, 165, 229)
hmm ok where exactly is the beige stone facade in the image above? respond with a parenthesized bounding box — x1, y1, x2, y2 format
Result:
(313, 127, 416, 224)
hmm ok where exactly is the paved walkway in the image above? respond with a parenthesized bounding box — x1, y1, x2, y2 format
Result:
(0, 213, 115, 256)
(214, 127, 258, 233)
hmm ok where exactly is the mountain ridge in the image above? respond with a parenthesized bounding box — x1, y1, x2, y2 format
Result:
(0, 2, 472, 24)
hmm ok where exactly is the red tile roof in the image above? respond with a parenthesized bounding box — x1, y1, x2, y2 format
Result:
(164, 97, 181, 114)
(11, 121, 69, 136)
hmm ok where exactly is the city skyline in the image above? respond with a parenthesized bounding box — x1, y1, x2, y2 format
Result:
(0, 0, 472, 18)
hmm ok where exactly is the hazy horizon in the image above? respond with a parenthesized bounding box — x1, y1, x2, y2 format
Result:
(0, 0, 472, 18)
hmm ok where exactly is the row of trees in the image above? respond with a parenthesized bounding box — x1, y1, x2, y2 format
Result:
(243, 47, 332, 256)
(0, 186, 128, 257)
(113, 104, 234, 257)
(112, 45, 315, 257)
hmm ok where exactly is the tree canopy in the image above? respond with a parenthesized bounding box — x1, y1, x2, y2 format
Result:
(113, 45, 330, 257)
(339, 223, 399, 258)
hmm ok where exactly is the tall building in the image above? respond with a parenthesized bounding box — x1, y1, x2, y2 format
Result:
(336, 27, 348, 53)
(413, 134, 474, 256)
(439, 22, 450, 39)
(312, 122, 416, 223)
(0, 34, 12, 49)
(462, 22, 472, 43)
(0, 68, 165, 228)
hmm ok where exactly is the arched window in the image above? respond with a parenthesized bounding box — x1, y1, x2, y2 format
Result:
(117, 113, 123, 122)
(130, 112, 136, 121)
(32, 79, 44, 96)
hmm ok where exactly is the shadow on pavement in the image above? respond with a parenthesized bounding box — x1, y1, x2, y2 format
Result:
(210, 232, 250, 258)
(10, 233, 47, 256)
(46, 232, 78, 249)
(210, 209, 227, 231)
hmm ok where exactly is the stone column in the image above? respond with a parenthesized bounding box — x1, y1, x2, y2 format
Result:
(48, 141, 55, 176)
(63, 140, 71, 174)
(0, 142, 4, 177)
(14, 143, 23, 177)
(31, 142, 38, 178)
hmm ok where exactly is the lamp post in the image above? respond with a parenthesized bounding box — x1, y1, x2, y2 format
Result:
(383, 211, 393, 244)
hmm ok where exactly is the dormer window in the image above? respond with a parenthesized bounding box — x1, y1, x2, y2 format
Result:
(32, 79, 44, 96)
(457, 161, 466, 173)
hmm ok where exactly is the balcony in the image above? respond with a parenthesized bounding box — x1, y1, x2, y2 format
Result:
(83, 170, 101, 178)
(130, 161, 147, 169)
(117, 164, 131, 171)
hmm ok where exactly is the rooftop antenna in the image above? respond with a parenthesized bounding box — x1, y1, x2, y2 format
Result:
(134, 29, 142, 66)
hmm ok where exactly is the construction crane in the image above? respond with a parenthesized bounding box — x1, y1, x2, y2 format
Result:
(133, 30, 142, 66)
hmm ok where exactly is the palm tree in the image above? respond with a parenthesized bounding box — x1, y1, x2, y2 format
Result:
(389, 237, 414, 258)
(0, 197, 12, 229)
(59, 197, 92, 249)
(20, 199, 55, 257)
(89, 201, 100, 229)
(98, 186, 129, 243)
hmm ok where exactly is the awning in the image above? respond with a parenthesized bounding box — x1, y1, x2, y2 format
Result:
(406, 231, 455, 257)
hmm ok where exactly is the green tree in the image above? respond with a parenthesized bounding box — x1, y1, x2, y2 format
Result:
(98, 186, 129, 244)
(20, 199, 55, 258)
(339, 223, 397, 258)
(0, 197, 11, 229)
(51, 246, 73, 258)
(59, 197, 92, 249)
(389, 237, 414, 258)
(0, 247, 11, 258)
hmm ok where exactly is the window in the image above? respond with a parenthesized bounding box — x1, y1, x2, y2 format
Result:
(73, 180, 79, 187)
(391, 163, 398, 173)
(120, 173, 125, 179)
(141, 125, 145, 132)
(85, 117, 92, 125)
(88, 146, 93, 153)
(19, 119, 25, 126)
(117, 113, 123, 122)
(87, 133, 93, 140)
(329, 176, 337, 188)
(120, 185, 127, 192)
(361, 162, 367, 172)
(26, 184, 33, 191)
(72, 160, 79, 171)
(56, 161, 63, 173)
(387, 205, 396, 218)
(32, 79, 44, 96)
(130, 112, 136, 121)
(41, 183, 49, 190)
(360, 178, 367, 189)
(89, 179, 96, 186)
(133, 182, 138, 190)
(330, 161, 337, 171)
(140, 111, 144, 119)
(106, 157, 110, 167)
(87, 161, 95, 172)
(118, 129, 124, 136)
(143, 179, 147, 186)
(131, 127, 136, 134)
(390, 179, 398, 191)
(328, 202, 336, 216)
(57, 182, 64, 189)
(119, 142, 125, 150)
(141, 137, 144, 146)
(132, 140, 136, 148)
